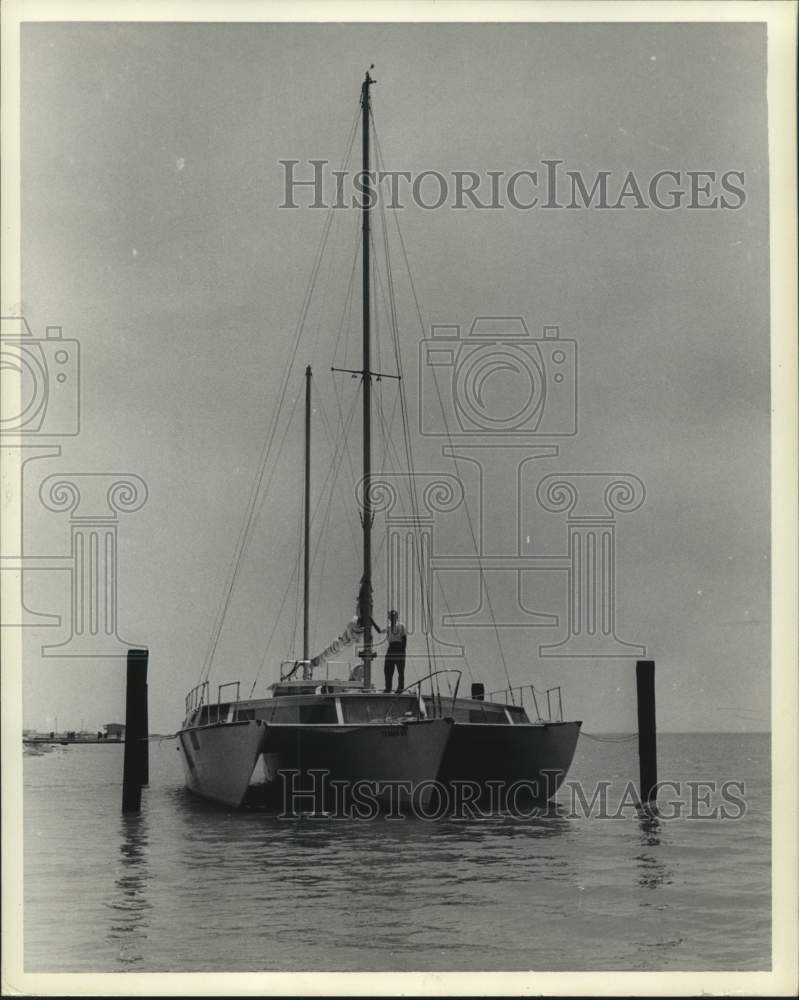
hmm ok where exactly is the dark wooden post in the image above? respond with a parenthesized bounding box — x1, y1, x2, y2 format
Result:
(142, 669, 149, 786)
(636, 659, 657, 804)
(122, 648, 149, 812)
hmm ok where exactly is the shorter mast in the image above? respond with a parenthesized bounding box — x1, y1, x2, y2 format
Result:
(303, 364, 311, 663)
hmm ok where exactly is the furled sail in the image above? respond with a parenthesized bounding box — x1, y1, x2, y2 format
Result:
(309, 617, 363, 669)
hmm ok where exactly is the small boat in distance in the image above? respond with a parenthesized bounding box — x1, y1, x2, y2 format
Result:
(177, 69, 581, 811)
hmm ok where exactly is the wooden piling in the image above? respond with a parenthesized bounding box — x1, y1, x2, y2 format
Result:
(122, 648, 149, 813)
(142, 671, 149, 787)
(636, 659, 657, 804)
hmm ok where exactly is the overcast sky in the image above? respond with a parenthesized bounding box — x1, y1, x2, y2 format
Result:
(18, 21, 769, 734)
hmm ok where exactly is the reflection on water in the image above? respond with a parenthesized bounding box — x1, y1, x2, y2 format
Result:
(23, 735, 771, 972)
(634, 813, 673, 892)
(172, 782, 579, 893)
(105, 813, 152, 967)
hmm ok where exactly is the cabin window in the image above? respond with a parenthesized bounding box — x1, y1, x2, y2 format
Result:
(235, 708, 255, 721)
(299, 702, 337, 724)
(199, 705, 224, 725)
(506, 705, 530, 724)
(268, 702, 337, 723)
(269, 704, 299, 723)
(341, 697, 415, 723)
(463, 702, 511, 724)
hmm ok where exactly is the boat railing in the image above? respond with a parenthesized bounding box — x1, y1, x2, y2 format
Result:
(185, 680, 210, 717)
(217, 681, 240, 721)
(184, 680, 246, 726)
(544, 686, 564, 723)
(487, 684, 564, 723)
(404, 669, 462, 719)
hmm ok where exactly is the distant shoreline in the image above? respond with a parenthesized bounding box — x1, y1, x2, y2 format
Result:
(23, 736, 125, 746)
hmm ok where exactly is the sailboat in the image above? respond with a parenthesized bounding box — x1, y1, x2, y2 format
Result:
(177, 69, 581, 811)
(177, 375, 454, 812)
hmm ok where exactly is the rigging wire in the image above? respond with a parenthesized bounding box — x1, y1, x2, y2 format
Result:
(287, 447, 307, 659)
(198, 102, 361, 686)
(309, 447, 337, 652)
(371, 116, 514, 694)
(288, 392, 350, 661)
(372, 242, 411, 505)
(317, 384, 362, 555)
(329, 232, 368, 534)
(376, 234, 436, 671)
(331, 212, 362, 366)
(368, 252, 407, 574)
(373, 221, 476, 680)
(433, 573, 474, 682)
(306, 387, 363, 641)
(211, 381, 304, 680)
(368, 122, 470, 681)
(248, 384, 362, 695)
(371, 115, 438, 682)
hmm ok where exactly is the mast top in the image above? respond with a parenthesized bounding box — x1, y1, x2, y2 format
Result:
(362, 66, 376, 100)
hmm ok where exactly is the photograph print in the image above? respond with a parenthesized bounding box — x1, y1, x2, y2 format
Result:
(2, 2, 796, 995)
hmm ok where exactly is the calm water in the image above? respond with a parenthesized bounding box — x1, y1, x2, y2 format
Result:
(23, 732, 770, 972)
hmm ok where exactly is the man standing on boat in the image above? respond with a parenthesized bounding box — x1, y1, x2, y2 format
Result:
(383, 609, 408, 694)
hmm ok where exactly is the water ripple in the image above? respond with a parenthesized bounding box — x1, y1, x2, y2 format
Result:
(23, 734, 771, 972)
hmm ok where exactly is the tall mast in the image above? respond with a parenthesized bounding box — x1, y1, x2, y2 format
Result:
(360, 67, 375, 688)
(303, 364, 311, 663)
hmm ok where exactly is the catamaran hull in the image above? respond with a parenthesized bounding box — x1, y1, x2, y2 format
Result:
(438, 720, 582, 799)
(257, 717, 453, 809)
(178, 717, 453, 810)
(178, 720, 267, 808)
